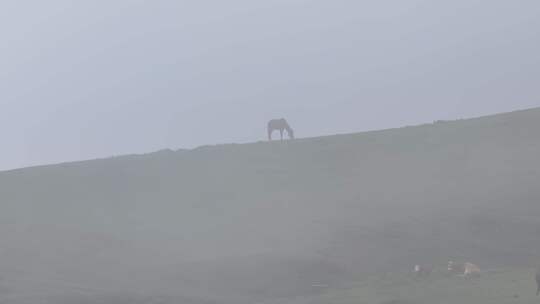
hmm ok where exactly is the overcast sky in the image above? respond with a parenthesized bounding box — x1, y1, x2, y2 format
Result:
(1, 0, 539, 170)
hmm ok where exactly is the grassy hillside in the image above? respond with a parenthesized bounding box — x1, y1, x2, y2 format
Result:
(1, 108, 540, 303)
(288, 268, 539, 304)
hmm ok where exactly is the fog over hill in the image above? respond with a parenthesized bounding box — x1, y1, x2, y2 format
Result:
(1, 108, 539, 303)
(2, 0, 539, 170)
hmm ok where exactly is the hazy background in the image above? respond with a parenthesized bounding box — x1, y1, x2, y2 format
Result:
(1, 0, 539, 170)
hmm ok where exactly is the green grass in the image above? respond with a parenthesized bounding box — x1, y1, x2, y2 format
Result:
(1, 108, 540, 303)
(302, 268, 537, 304)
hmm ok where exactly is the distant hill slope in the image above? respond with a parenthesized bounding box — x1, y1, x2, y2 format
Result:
(1, 108, 539, 304)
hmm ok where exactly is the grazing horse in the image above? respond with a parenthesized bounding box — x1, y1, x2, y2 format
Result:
(535, 268, 540, 296)
(267, 118, 294, 141)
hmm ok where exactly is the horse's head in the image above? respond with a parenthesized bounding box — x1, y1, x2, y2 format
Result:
(288, 128, 295, 139)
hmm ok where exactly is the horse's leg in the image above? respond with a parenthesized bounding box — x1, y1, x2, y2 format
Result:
(280, 129, 284, 141)
(268, 128, 272, 141)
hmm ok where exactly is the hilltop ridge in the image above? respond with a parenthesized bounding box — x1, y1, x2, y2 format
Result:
(4, 107, 538, 174)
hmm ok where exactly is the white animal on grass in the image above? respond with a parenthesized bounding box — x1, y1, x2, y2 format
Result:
(448, 261, 480, 277)
(413, 264, 432, 277)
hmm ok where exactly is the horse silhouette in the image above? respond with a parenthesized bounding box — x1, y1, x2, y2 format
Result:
(267, 118, 294, 141)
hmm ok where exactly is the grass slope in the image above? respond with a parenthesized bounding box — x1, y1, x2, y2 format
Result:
(289, 268, 538, 304)
(0, 108, 539, 303)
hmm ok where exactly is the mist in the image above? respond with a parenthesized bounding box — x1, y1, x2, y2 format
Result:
(1, 0, 539, 170)
(1, 1, 540, 304)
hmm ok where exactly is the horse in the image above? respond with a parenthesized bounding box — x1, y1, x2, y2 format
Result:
(268, 118, 294, 141)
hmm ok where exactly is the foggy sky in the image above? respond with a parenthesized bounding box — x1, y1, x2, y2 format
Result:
(1, 0, 539, 171)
